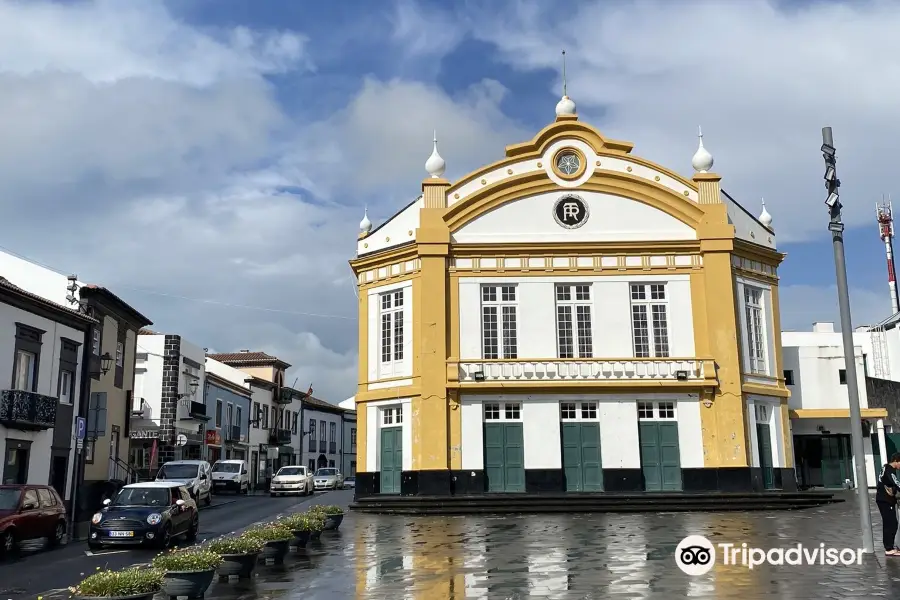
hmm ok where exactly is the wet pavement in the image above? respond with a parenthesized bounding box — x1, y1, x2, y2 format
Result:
(34, 490, 900, 599)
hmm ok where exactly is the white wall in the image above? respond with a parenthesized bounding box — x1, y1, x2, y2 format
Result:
(781, 331, 868, 410)
(134, 335, 164, 416)
(0, 300, 86, 496)
(357, 197, 422, 256)
(0, 251, 77, 307)
(458, 275, 694, 360)
(458, 393, 703, 471)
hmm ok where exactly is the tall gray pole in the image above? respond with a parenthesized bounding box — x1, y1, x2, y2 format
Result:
(823, 126, 874, 553)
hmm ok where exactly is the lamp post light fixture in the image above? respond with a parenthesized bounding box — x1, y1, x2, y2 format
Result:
(100, 352, 113, 375)
(821, 126, 874, 553)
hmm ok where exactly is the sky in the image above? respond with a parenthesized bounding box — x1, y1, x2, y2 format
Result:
(0, 0, 898, 403)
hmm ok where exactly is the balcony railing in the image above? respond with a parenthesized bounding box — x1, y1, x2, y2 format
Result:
(453, 358, 714, 384)
(319, 440, 326, 453)
(274, 388, 293, 405)
(308, 439, 316, 452)
(329, 442, 336, 454)
(226, 425, 241, 442)
(269, 428, 291, 445)
(0, 390, 57, 430)
(189, 401, 206, 418)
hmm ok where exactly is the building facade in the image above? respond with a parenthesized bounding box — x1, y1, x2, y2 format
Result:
(350, 97, 792, 498)
(204, 357, 252, 464)
(0, 275, 94, 505)
(301, 396, 353, 474)
(131, 332, 207, 475)
(782, 322, 884, 489)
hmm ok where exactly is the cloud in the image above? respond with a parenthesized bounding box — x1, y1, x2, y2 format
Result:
(462, 0, 900, 242)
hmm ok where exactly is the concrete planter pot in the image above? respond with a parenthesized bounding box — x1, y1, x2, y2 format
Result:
(160, 569, 216, 599)
(310, 528, 322, 541)
(74, 593, 157, 600)
(292, 530, 311, 548)
(259, 539, 291, 563)
(216, 552, 259, 579)
(324, 513, 344, 530)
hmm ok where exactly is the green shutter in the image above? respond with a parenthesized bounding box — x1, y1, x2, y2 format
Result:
(484, 423, 505, 492)
(562, 423, 603, 492)
(756, 423, 775, 489)
(484, 423, 525, 492)
(562, 423, 583, 491)
(380, 428, 402, 494)
(640, 422, 682, 491)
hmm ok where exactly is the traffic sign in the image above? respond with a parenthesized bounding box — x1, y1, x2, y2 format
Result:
(76, 438, 83, 451)
(175, 434, 188, 447)
(75, 417, 86, 440)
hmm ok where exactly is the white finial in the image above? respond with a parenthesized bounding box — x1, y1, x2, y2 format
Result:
(691, 125, 714, 173)
(425, 130, 446, 178)
(759, 198, 773, 228)
(359, 205, 372, 234)
(555, 50, 576, 116)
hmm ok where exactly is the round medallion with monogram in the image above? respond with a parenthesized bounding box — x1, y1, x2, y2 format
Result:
(553, 194, 589, 229)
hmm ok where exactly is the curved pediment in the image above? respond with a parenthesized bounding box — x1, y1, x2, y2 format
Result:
(451, 189, 696, 244)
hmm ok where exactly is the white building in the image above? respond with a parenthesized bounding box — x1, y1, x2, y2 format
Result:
(0, 275, 94, 504)
(204, 357, 253, 465)
(301, 395, 354, 475)
(782, 322, 886, 489)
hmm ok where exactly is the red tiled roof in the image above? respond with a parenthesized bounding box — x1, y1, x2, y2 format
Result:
(0, 276, 98, 325)
(207, 351, 292, 369)
(138, 328, 159, 335)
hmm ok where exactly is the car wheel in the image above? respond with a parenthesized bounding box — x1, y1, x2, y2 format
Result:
(270, 492, 277, 497)
(157, 525, 172, 549)
(0, 529, 15, 554)
(48, 520, 66, 547)
(186, 518, 199, 543)
(204, 492, 211, 506)
(88, 541, 103, 552)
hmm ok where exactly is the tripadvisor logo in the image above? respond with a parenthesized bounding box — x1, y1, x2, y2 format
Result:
(675, 535, 864, 575)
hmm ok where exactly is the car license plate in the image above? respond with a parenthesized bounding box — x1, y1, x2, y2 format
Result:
(109, 531, 133, 537)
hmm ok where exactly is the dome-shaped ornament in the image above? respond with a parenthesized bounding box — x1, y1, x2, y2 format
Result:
(759, 198, 773, 228)
(556, 95, 576, 116)
(359, 207, 372, 234)
(691, 126, 714, 173)
(425, 130, 446, 178)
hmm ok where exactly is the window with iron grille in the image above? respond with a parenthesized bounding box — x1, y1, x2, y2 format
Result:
(744, 286, 767, 374)
(379, 288, 405, 374)
(630, 283, 670, 358)
(481, 285, 517, 359)
(556, 284, 593, 358)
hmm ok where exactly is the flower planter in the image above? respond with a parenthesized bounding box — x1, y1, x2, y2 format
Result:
(324, 513, 344, 530)
(160, 569, 216, 599)
(259, 539, 291, 563)
(310, 529, 322, 541)
(292, 530, 311, 547)
(216, 552, 259, 579)
(73, 594, 157, 600)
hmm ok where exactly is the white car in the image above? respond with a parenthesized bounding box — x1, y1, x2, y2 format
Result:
(210, 459, 250, 494)
(313, 468, 344, 491)
(270, 466, 313, 497)
(155, 460, 212, 506)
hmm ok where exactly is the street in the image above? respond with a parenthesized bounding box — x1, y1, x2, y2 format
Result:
(0, 491, 332, 599)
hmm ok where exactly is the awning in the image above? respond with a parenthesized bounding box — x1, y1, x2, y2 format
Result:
(789, 408, 888, 419)
(274, 446, 294, 454)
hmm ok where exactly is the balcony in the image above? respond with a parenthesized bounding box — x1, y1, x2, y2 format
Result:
(188, 401, 206, 419)
(274, 388, 293, 405)
(308, 439, 317, 453)
(0, 390, 57, 430)
(269, 428, 291, 445)
(453, 358, 715, 386)
(226, 425, 241, 442)
(329, 442, 337, 454)
(319, 440, 326, 453)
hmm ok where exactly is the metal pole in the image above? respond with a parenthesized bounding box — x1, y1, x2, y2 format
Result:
(824, 126, 875, 553)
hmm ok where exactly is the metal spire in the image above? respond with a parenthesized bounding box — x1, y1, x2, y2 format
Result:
(562, 50, 567, 97)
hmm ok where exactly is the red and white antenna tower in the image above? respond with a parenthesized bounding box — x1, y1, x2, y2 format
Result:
(877, 196, 900, 315)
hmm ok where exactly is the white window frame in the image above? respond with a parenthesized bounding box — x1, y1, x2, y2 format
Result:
(378, 288, 406, 378)
(92, 328, 101, 355)
(115, 341, 124, 367)
(59, 370, 74, 404)
(743, 285, 768, 375)
(483, 401, 522, 421)
(560, 401, 599, 421)
(13, 349, 36, 392)
(382, 406, 403, 427)
(636, 401, 677, 421)
(481, 284, 518, 359)
(555, 284, 593, 358)
(755, 403, 769, 424)
(629, 283, 670, 358)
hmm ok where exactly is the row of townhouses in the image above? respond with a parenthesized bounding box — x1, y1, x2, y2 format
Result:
(0, 250, 355, 536)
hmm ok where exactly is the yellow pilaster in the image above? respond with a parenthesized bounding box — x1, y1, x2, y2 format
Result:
(412, 192, 451, 471)
(695, 174, 749, 468)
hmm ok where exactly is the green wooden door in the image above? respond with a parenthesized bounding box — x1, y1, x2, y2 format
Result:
(561, 423, 603, 492)
(756, 423, 775, 489)
(484, 423, 525, 492)
(639, 422, 682, 491)
(380, 427, 402, 494)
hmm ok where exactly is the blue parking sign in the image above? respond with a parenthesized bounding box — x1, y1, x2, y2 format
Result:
(76, 417, 86, 440)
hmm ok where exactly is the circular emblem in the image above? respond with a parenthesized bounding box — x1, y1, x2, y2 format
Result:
(675, 535, 716, 576)
(553, 194, 589, 229)
(556, 151, 581, 175)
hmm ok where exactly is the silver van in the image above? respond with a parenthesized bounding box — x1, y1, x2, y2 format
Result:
(155, 460, 212, 506)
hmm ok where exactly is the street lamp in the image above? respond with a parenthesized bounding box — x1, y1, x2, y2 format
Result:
(100, 352, 113, 375)
(822, 126, 874, 553)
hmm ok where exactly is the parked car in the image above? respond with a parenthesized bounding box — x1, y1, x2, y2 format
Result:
(313, 468, 344, 491)
(211, 459, 250, 494)
(155, 460, 212, 506)
(270, 466, 312, 497)
(89, 482, 198, 550)
(0, 485, 67, 554)
(343, 476, 356, 489)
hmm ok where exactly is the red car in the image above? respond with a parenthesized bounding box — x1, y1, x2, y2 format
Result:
(0, 485, 67, 554)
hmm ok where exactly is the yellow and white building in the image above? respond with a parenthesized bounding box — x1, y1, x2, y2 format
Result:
(349, 93, 793, 499)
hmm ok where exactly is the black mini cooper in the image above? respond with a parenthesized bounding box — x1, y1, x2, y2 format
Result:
(89, 482, 198, 550)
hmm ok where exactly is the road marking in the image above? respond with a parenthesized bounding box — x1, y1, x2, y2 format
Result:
(85, 549, 131, 556)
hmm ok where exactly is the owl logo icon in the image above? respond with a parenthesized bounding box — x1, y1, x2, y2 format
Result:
(675, 535, 716, 576)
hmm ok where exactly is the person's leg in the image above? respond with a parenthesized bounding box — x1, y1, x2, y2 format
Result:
(889, 504, 899, 551)
(877, 502, 897, 552)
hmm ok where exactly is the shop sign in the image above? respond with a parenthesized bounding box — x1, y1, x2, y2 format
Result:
(131, 429, 160, 440)
(206, 429, 221, 445)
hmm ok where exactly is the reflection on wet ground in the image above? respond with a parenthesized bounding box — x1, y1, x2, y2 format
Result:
(64, 490, 900, 599)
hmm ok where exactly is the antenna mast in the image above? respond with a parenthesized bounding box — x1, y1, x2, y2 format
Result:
(877, 196, 900, 315)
